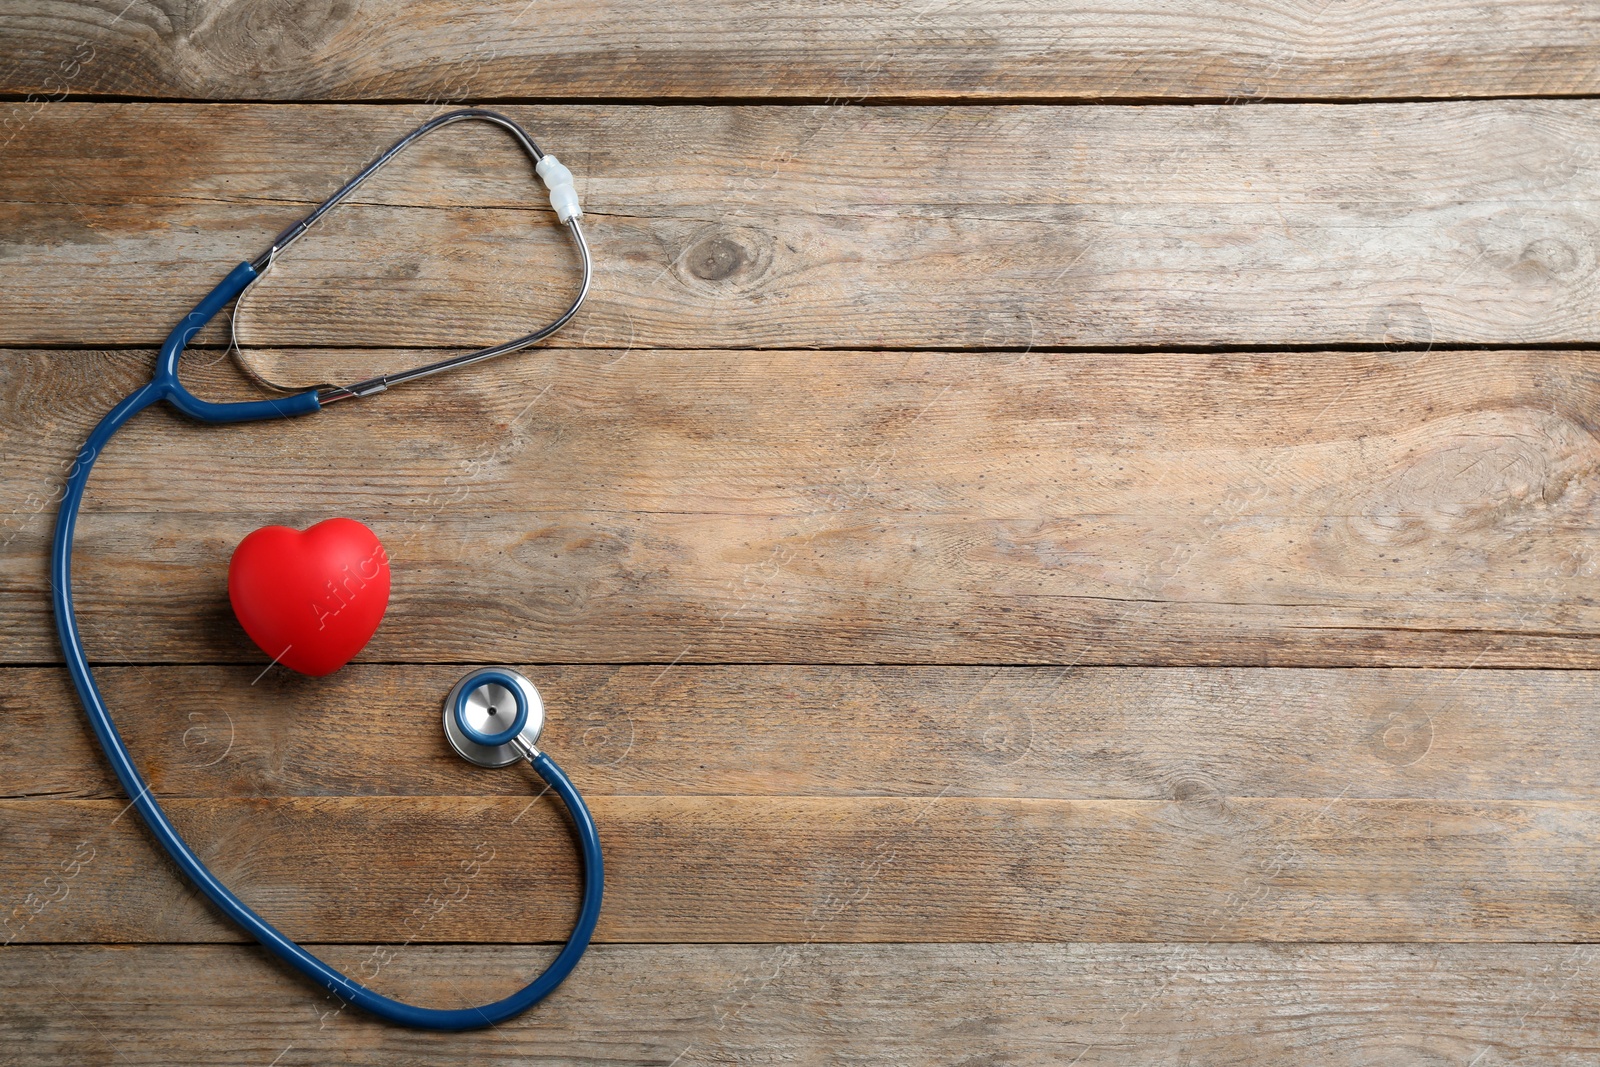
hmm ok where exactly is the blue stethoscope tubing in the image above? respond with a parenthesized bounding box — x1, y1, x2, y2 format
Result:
(50, 261, 604, 1031)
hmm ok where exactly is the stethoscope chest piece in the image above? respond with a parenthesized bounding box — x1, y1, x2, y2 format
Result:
(444, 667, 545, 767)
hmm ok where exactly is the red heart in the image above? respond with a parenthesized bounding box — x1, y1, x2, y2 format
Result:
(227, 518, 391, 677)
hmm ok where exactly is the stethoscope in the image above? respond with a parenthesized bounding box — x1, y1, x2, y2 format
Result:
(49, 110, 602, 1031)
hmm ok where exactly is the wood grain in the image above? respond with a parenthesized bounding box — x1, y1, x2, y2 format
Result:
(6, 942, 1598, 1065)
(7, 792, 1600, 943)
(3, 665, 1596, 803)
(7, 346, 1600, 667)
(7, 35, 1600, 1063)
(4, 102, 1600, 350)
(2, 0, 1598, 102)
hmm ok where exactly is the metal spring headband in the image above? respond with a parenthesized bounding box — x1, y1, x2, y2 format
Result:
(230, 107, 592, 403)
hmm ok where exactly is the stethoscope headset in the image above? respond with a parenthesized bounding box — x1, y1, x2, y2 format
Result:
(51, 110, 602, 1031)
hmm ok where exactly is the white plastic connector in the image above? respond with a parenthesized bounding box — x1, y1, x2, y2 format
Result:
(536, 154, 581, 222)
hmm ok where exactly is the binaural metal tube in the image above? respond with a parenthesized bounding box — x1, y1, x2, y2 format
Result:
(230, 108, 591, 403)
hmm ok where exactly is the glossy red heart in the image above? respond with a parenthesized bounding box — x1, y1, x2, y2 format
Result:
(227, 518, 391, 677)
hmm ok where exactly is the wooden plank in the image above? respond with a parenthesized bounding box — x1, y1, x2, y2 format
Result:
(6, 346, 1600, 666)
(6, 793, 1600, 943)
(2, 1, 1598, 102)
(5, 101, 1600, 350)
(5, 665, 1599, 803)
(4, 942, 1599, 1064)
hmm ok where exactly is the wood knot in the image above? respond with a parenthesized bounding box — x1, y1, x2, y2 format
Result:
(189, 0, 355, 73)
(1344, 410, 1580, 546)
(673, 225, 773, 295)
(686, 236, 746, 281)
(1163, 772, 1231, 828)
(1520, 236, 1580, 278)
(1466, 208, 1598, 292)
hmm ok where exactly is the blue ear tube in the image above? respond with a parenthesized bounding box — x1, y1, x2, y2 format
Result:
(50, 110, 601, 1031)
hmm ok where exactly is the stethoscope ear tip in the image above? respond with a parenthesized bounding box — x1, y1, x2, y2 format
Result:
(444, 667, 544, 767)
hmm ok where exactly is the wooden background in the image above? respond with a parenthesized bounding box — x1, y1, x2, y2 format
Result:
(4, 2, 1600, 1063)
